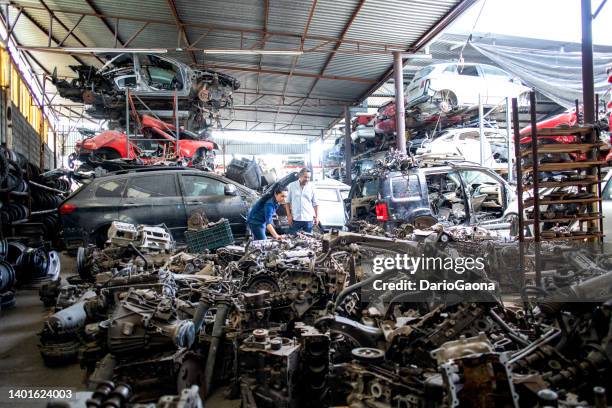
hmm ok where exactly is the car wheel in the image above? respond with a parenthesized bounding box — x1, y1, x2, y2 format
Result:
(435, 90, 457, 113)
(93, 225, 111, 248)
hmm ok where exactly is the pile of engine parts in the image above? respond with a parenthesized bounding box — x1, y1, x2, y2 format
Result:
(1, 146, 70, 242)
(38, 222, 611, 407)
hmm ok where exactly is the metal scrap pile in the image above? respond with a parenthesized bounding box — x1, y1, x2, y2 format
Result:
(38, 226, 612, 407)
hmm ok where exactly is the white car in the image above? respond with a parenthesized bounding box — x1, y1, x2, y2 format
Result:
(416, 127, 513, 172)
(406, 63, 530, 113)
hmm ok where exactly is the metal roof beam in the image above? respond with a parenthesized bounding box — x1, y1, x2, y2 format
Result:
(6, 2, 408, 51)
(234, 107, 340, 118)
(290, 0, 366, 124)
(255, 0, 269, 93)
(196, 64, 376, 83)
(235, 90, 352, 104)
(81, 0, 125, 47)
(275, 0, 318, 124)
(122, 22, 150, 48)
(166, 0, 197, 64)
(16, 8, 87, 67)
(356, 0, 478, 106)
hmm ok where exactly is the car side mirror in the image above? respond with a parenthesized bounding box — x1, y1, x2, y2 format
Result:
(224, 184, 238, 196)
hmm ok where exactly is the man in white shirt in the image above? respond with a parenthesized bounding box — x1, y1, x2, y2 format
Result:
(284, 168, 319, 234)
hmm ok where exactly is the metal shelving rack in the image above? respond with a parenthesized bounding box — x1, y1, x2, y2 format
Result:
(514, 92, 604, 244)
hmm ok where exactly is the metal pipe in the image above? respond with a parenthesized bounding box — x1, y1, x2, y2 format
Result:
(203, 300, 229, 397)
(320, 129, 325, 180)
(581, 0, 595, 124)
(393, 51, 406, 154)
(512, 97, 524, 244)
(174, 89, 179, 144)
(479, 94, 485, 165)
(505, 97, 513, 181)
(192, 299, 211, 333)
(529, 91, 540, 243)
(343, 106, 352, 185)
(125, 90, 130, 158)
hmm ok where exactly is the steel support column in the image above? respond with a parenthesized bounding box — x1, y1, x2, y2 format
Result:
(505, 97, 513, 181)
(320, 129, 325, 180)
(393, 51, 406, 154)
(581, 0, 595, 124)
(344, 106, 352, 185)
(479, 94, 485, 165)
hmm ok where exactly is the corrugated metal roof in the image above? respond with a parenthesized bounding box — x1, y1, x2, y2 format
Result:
(4, 0, 473, 139)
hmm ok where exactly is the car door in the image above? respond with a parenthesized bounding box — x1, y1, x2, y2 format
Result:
(349, 177, 379, 223)
(135, 54, 186, 97)
(121, 173, 187, 238)
(455, 64, 487, 106)
(179, 174, 249, 235)
(481, 64, 517, 106)
(314, 187, 344, 229)
(457, 168, 508, 224)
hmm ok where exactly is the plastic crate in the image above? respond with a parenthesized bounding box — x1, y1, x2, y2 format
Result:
(185, 219, 234, 252)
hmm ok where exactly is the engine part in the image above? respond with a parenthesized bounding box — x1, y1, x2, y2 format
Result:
(238, 330, 301, 408)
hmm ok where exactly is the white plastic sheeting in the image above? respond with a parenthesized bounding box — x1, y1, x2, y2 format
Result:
(469, 42, 612, 109)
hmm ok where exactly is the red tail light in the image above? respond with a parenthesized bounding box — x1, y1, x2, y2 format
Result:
(375, 202, 389, 222)
(59, 203, 77, 215)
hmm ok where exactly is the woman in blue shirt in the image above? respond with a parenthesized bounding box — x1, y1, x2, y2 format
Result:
(246, 186, 288, 240)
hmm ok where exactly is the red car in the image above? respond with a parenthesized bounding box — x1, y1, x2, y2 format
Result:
(374, 101, 397, 135)
(73, 115, 218, 168)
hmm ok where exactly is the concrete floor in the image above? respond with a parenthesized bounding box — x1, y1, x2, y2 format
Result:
(0, 252, 237, 408)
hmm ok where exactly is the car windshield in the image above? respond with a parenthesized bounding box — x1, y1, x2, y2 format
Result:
(316, 188, 339, 202)
(481, 65, 512, 81)
(412, 66, 435, 82)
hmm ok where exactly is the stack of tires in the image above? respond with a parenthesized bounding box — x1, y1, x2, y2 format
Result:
(0, 146, 69, 242)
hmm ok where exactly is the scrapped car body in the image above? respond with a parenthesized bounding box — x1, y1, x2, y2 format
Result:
(374, 101, 398, 135)
(52, 53, 240, 129)
(346, 162, 516, 232)
(311, 179, 351, 231)
(416, 127, 513, 172)
(58, 168, 257, 248)
(406, 63, 530, 113)
(72, 115, 218, 170)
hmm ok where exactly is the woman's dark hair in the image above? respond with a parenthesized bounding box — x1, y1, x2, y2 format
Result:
(273, 185, 288, 195)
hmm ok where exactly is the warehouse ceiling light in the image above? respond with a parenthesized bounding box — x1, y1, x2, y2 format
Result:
(202, 49, 303, 55)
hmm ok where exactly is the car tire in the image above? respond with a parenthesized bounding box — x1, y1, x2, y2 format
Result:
(93, 225, 111, 248)
(434, 90, 457, 113)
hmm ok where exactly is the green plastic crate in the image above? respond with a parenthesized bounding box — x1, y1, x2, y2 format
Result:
(185, 219, 234, 252)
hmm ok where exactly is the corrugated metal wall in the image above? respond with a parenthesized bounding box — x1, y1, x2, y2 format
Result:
(0, 88, 54, 169)
(10, 101, 53, 168)
(221, 143, 307, 155)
